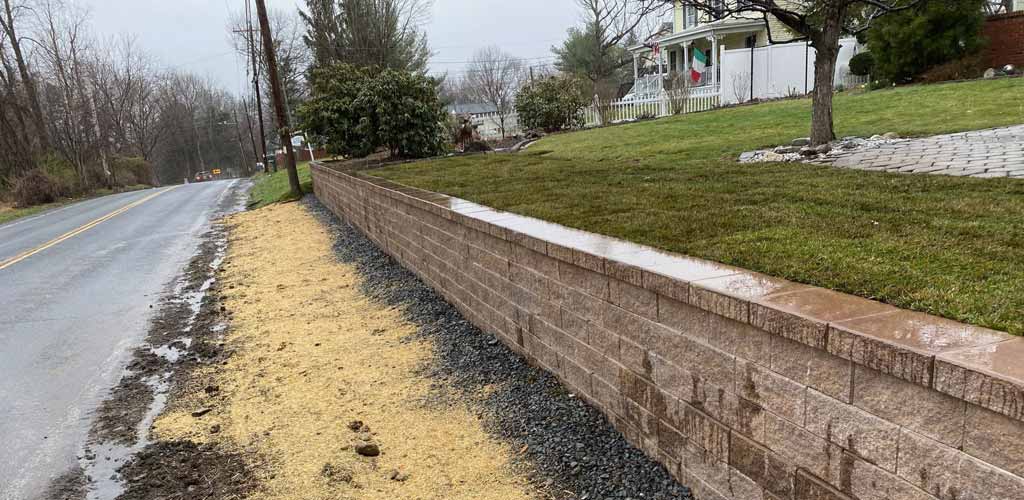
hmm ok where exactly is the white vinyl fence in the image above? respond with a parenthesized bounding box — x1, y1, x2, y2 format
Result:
(582, 86, 721, 127)
(719, 38, 868, 104)
(472, 112, 522, 140)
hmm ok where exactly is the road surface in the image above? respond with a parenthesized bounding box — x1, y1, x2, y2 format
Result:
(0, 180, 248, 500)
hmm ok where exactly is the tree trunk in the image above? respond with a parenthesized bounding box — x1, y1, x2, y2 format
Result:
(255, 0, 302, 199)
(809, 13, 843, 146)
(2, 0, 50, 151)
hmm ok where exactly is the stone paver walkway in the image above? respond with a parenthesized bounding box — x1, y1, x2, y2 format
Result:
(813, 125, 1024, 178)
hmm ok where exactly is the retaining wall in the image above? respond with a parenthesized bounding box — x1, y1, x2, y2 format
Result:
(311, 162, 1024, 500)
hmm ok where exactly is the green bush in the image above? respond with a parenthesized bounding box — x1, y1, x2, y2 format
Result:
(866, 0, 987, 83)
(515, 76, 587, 132)
(849, 52, 875, 77)
(300, 64, 447, 159)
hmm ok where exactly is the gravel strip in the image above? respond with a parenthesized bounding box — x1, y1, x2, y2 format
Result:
(302, 196, 693, 500)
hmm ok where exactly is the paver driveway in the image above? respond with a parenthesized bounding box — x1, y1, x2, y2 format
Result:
(816, 125, 1024, 178)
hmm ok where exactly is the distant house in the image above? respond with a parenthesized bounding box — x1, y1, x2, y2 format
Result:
(445, 103, 498, 118)
(626, 1, 864, 103)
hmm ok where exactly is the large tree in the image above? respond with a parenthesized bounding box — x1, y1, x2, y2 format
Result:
(300, 0, 431, 73)
(556, 0, 663, 99)
(463, 46, 525, 138)
(674, 0, 919, 145)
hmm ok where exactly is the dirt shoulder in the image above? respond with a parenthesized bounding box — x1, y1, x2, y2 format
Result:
(148, 201, 533, 500)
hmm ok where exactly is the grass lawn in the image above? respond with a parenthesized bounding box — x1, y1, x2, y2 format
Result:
(373, 78, 1024, 335)
(248, 161, 313, 208)
(0, 184, 151, 226)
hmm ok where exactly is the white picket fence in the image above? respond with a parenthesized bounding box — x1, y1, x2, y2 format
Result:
(582, 86, 721, 127)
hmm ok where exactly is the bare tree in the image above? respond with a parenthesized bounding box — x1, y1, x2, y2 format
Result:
(556, 0, 664, 97)
(671, 0, 918, 145)
(464, 46, 525, 139)
(1, 0, 49, 150)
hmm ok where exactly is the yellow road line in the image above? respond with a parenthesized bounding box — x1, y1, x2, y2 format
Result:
(0, 186, 178, 271)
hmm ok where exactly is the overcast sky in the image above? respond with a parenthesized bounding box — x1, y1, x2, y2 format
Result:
(87, 0, 581, 94)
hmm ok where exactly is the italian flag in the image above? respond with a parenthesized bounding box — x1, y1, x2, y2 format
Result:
(691, 49, 707, 83)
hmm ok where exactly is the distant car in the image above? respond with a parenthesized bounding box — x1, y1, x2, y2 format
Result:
(194, 171, 213, 182)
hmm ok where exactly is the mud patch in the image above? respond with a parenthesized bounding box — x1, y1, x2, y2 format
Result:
(37, 466, 88, 500)
(113, 441, 256, 500)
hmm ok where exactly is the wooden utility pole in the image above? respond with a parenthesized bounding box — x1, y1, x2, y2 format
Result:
(243, 0, 270, 173)
(254, 0, 301, 198)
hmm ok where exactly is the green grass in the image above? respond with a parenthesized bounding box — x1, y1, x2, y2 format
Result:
(248, 161, 313, 208)
(373, 78, 1024, 334)
(0, 184, 152, 226)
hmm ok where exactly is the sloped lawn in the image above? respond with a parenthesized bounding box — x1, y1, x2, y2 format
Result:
(372, 78, 1024, 334)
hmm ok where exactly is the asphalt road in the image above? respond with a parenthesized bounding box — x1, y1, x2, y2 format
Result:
(0, 180, 248, 500)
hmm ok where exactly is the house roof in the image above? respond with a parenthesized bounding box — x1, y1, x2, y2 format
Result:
(629, 18, 765, 53)
(446, 103, 498, 115)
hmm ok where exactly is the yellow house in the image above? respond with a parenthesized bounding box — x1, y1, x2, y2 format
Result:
(629, 1, 798, 91)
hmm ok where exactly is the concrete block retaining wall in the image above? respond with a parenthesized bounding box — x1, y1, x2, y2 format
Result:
(311, 162, 1024, 500)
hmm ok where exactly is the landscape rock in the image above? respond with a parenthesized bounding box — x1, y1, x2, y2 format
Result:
(773, 145, 801, 154)
(354, 442, 380, 457)
(191, 408, 213, 418)
(791, 137, 811, 146)
(814, 143, 832, 154)
(882, 132, 900, 140)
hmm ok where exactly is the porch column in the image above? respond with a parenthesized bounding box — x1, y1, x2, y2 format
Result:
(683, 42, 690, 84)
(658, 47, 664, 91)
(633, 53, 639, 80)
(711, 34, 719, 88)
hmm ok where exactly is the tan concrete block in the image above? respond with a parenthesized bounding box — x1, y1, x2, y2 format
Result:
(737, 361, 806, 425)
(678, 401, 731, 461)
(620, 366, 668, 418)
(603, 304, 656, 350)
(652, 353, 695, 403)
(730, 468, 766, 500)
(610, 278, 658, 321)
(681, 438, 733, 497)
(558, 261, 609, 299)
(852, 366, 965, 448)
(588, 322, 619, 358)
(804, 389, 899, 472)
(658, 296, 711, 340)
(653, 322, 736, 393)
(606, 259, 644, 287)
(894, 427, 1024, 500)
(644, 271, 690, 303)
(690, 284, 750, 324)
(793, 470, 854, 500)
(551, 285, 604, 324)
(771, 334, 853, 403)
(962, 403, 1024, 478)
(592, 374, 624, 419)
(658, 420, 687, 461)
(764, 411, 840, 486)
(707, 313, 773, 367)
(619, 336, 653, 379)
(729, 431, 771, 490)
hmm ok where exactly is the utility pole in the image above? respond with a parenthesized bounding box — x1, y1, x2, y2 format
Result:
(241, 0, 269, 173)
(255, 0, 301, 198)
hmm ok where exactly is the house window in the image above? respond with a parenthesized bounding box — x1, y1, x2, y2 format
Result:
(712, 0, 725, 18)
(670, 50, 677, 72)
(686, 6, 697, 28)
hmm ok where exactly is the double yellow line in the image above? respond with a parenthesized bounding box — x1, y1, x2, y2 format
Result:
(0, 186, 177, 271)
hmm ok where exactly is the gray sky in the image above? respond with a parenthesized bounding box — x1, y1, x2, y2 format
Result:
(87, 0, 581, 94)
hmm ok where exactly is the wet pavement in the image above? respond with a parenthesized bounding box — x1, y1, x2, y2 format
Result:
(0, 180, 248, 500)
